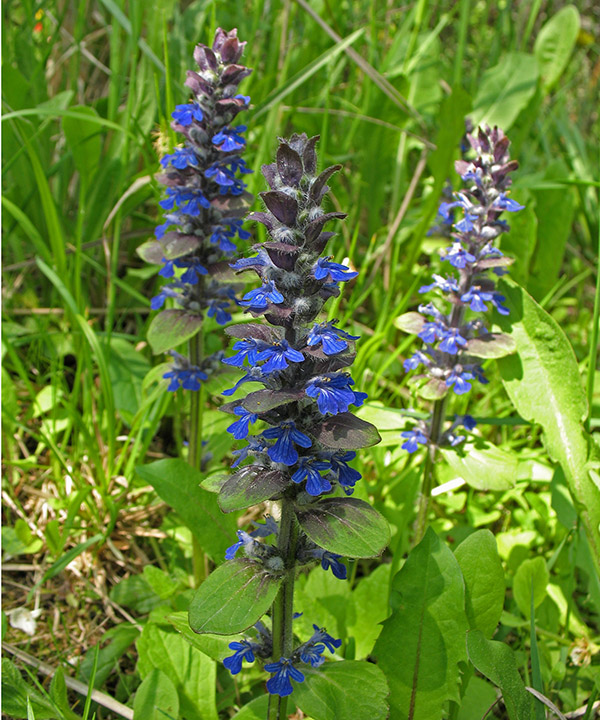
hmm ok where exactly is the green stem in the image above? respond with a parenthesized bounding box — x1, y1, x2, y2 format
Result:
(188, 327, 206, 586)
(268, 498, 299, 720)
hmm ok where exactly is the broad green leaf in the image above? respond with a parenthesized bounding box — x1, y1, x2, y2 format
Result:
(373, 528, 468, 720)
(471, 52, 539, 130)
(534, 6, 580, 91)
(296, 498, 390, 558)
(513, 557, 549, 618)
(1, 659, 56, 719)
(294, 661, 389, 720)
(133, 668, 179, 720)
(465, 333, 516, 359)
(109, 574, 165, 614)
(49, 667, 79, 720)
(79, 623, 140, 688)
(62, 105, 102, 185)
(312, 412, 381, 449)
(456, 676, 498, 720)
(147, 309, 203, 354)
(467, 630, 533, 720)
(527, 162, 575, 300)
(232, 696, 270, 719)
(496, 280, 600, 570)
(167, 611, 231, 661)
(455, 530, 505, 638)
(189, 559, 282, 635)
(394, 312, 425, 334)
(107, 337, 150, 424)
(347, 564, 392, 659)
(136, 459, 237, 563)
(218, 466, 290, 513)
(441, 442, 517, 491)
(136, 622, 217, 720)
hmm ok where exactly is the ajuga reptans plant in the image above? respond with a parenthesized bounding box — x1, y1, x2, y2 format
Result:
(138, 29, 252, 485)
(397, 125, 523, 540)
(188, 135, 390, 716)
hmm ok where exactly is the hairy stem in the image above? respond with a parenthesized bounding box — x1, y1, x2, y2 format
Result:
(268, 497, 299, 720)
(188, 327, 206, 586)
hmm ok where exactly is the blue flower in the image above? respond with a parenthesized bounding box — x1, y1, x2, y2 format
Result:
(492, 194, 524, 212)
(445, 369, 474, 395)
(419, 274, 459, 294)
(212, 125, 247, 152)
(230, 250, 269, 272)
(264, 658, 305, 697)
(443, 242, 477, 269)
(305, 373, 366, 415)
(225, 530, 260, 560)
(308, 625, 342, 654)
(160, 147, 199, 170)
(460, 287, 509, 315)
(328, 451, 361, 492)
(171, 102, 203, 126)
(438, 328, 467, 355)
(207, 300, 232, 325)
(223, 640, 257, 675)
(418, 321, 448, 345)
(299, 643, 325, 668)
(223, 338, 263, 368)
(163, 365, 208, 392)
(308, 548, 347, 579)
(401, 428, 428, 453)
(240, 281, 284, 311)
(222, 368, 265, 397)
(227, 406, 258, 440)
(403, 350, 431, 372)
(306, 321, 359, 355)
(150, 281, 185, 310)
(291, 457, 332, 496)
(159, 187, 211, 215)
(256, 340, 304, 373)
(462, 414, 477, 430)
(262, 422, 312, 465)
(313, 257, 358, 283)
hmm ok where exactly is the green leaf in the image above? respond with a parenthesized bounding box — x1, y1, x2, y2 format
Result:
(136, 459, 237, 563)
(49, 667, 79, 720)
(218, 466, 290, 513)
(373, 528, 468, 720)
(496, 280, 600, 570)
(471, 52, 539, 130)
(166, 611, 231, 662)
(416, 378, 448, 401)
(312, 412, 381, 449)
(527, 162, 575, 300)
(79, 623, 140, 688)
(534, 5, 580, 91)
(455, 530, 505, 638)
(394, 312, 425, 334)
(232, 696, 270, 719)
(456, 676, 498, 720)
(147, 309, 203, 354)
(513, 557, 549, 618)
(441, 442, 518, 491)
(347, 564, 392, 659)
(1, 659, 56, 719)
(188, 559, 282, 635)
(466, 333, 516, 359)
(499, 191, 537, 285)
(62, 105, 102, 185)
(133, 668, 179, 720)
(296, 498, 390, 558)
(467, 630, 533, 720)
(109, 574, 165, 613)
(294, 661, 389, 720)
(136, 622, 217, 720)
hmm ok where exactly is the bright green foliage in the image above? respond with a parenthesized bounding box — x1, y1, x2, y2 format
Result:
(534, 6, 581, 91)
(497, 280, 600, 571)
(441, 442, 518, 492)
(467, 631, 534, 720)
(374, 529, 468, 719)
(296, 498, 391, 558)
(294, 662, 389, 720)
(136, 458, 238, 563)
(189, 559, 282, 634)
(455, 530, 505, 638)
(133, 668, 180, 720)
(513, 557, 549, 618)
